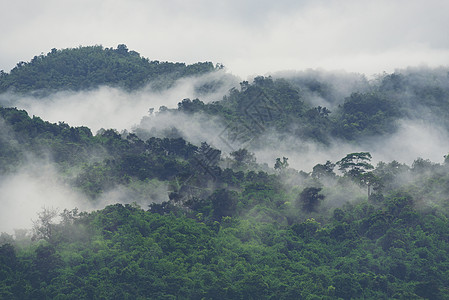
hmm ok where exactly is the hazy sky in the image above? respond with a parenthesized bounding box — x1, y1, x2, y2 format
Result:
(1, 0, 449, 78)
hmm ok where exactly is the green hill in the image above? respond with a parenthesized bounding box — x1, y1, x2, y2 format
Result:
(2, 48, 449, 299)
(0, 44, 217, 94)
(144, 68, 449, 145)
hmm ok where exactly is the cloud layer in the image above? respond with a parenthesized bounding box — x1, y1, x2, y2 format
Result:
(1, 0, 449, 78)
(1, 0, 449, 233)
(0, 70, 238, 133)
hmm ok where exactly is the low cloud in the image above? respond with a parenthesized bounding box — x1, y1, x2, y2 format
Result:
(251, 118, 449, 173)
(0, 70, 238, 133)
(1, 0, 449, 79)
(0, 157, 171, 234)
(0, 160, 88, 233)
(134, 108, 449, 174)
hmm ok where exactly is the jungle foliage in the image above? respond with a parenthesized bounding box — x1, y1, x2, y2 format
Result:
(1, 47, 449, 299)
(0, 44, 216, 94)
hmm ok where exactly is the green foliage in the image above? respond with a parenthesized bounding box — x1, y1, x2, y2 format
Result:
(3, 201, 447, 299)
(0, 45, 216, 94)
(334, 92, 400, 139)
(157, 68, 449, 145)
(0, 107, 96, 169)
(312, 160, 336, 179)
(167, 76, 334, 144)
(2, 127, 449, 299)
(274, 156, 289, 170)
(337, 152, 373, 176)
(3, 52, 449, 299)
(210, 189, 239, 220)
(229, 148, 256, 170)
(297, 187, 325, 212)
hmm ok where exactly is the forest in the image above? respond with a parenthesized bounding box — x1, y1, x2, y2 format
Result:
(1, 45, 449, 299)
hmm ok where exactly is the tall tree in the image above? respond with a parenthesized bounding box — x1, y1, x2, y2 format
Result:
(337, 152, 376, 197)
(337, 152, 373, 178)
(31, 207, 58, 243)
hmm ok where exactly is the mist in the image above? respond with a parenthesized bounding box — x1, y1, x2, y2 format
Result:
(4, 106, 446, 234)
(0, 70, 239, 133)
(0, 160, 88, 234)
(2, 2, 449, 296)
(0, 158, 171, 234)
(250, 119, 449, 174)
(3, 62, 449, 235)
(135, 110, 242, 153)
(272, 69, 371, 108)
(132, 69, 449, 174)
(133, 109, 449, 176)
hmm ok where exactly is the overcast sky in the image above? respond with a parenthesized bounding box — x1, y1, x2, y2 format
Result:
(1, 0, 449, 79)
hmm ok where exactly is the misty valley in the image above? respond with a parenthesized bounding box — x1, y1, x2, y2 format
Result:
(2, 45, 449, 299)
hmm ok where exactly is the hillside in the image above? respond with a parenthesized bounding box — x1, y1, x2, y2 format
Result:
(136, 68, 449, 147)
(0, 45, 217, 94)
(1, 47, 449, 299)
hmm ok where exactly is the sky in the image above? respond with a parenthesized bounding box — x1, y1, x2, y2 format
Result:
(1, 0, 449, 79)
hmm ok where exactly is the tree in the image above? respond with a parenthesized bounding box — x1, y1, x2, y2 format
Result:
(33, 244, 62, 284)
(297, 187, 325, 212)
(359, 172, 383, 197)
(337, 152, 373, 178)
(31, 207, 58, 243)
(316, 106, 331, 117)
(116, 44, 129, 55)
(335, 92, 400, 139)
(411, 157, 434, 173)
(311, 160, 336, 179)
(0, 233, 14, 246)
(210, 189, 238, 220)
(195, 142, 221, 171)
(337, 152, 376, 198)
(177, 98, 205, 112)
(230, 148, 256, 169)
(274, 157, 289, 170)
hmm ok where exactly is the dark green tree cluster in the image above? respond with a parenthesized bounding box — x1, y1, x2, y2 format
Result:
(0, 106, 95, 169)
(148, 68, 449, 146)
(3, 103, 449, 299)
(0, 45, 216, 94)
(3, 105, 449, 298)
(2, 190, 449, 299)
(333, 92, 400, 139)
(3, 49, 449, 299)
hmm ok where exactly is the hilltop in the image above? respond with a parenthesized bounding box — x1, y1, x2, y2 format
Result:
(0, 44, 218, 94)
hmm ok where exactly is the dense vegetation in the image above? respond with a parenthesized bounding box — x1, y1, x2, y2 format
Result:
(1, 46, 449, 299)
(3, 195, 449, 299)
(2, 105, 449, 299)
(151, 69, 449, 145)
(0, 45, 218, 94)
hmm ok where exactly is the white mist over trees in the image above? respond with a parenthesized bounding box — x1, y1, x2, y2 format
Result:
(1, 45, 449, 299)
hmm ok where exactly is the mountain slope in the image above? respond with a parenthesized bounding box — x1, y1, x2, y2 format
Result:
(0, 44, 217, 93)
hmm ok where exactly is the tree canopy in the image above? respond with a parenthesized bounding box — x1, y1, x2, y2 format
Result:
(0, 45, 216, 94)
(2, 48, 449, 299)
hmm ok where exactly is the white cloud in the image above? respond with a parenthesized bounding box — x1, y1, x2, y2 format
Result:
(0, 161, 89, 233)
(1, 0, 449, 78)
(251, 118, 449, 173)
(3, 0, 449, 232)
(0, 70, 238, 133)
